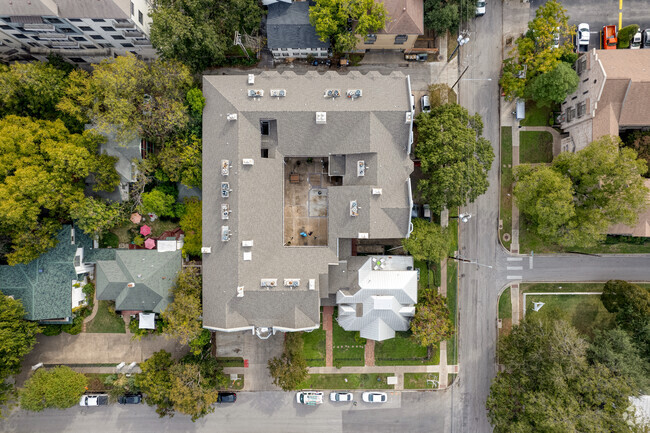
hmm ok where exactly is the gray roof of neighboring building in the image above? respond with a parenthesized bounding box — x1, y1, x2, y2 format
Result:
(267, 1, 330, 51)
(202, 71, 413, 332)
(0, 225, 94, 321)
(0, 0, 130, 18)
(95, 249, 181, 313)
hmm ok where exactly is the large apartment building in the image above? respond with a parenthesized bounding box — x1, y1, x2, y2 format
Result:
(0, 0, 155, 64)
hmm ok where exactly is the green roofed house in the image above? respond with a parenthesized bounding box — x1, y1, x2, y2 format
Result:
(95, 250, 181, 314)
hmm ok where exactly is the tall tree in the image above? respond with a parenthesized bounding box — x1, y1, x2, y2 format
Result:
(268, 333, 308, 391)
(415, 103, 494, 212)
(487, 318, 640, 432)
(162, 268, 203, 346)
(169, 363, 219, 421)
(525, 61, 579, 107)
(0, 116, 118, 265)
(70, 197, 125, 240)
(149, 0, 263, 73)
(19, 366, 88, 412)
(136, 350, 174, 417)
(141, 188, 177, 218)
(423, 0, 475, 34)
(402, 219, 451, 264)
(410, 292, 453, 348)
(157, 135, 202, 189)
(310, 0, 388, 53)
(601, 280, 650, 331)
(178, 198, 202, 257)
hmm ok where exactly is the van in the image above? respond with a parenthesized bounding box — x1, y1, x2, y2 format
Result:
(515, 99, 525, 121)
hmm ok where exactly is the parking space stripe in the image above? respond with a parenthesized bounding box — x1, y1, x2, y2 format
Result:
(507, 266, 523, 270)
(506, 257, 523, 262)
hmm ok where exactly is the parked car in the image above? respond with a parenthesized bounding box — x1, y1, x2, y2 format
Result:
(422, 204, 431, 221)
(576, 23, 590, 53)
(602, 25, 617, 49)
(362, 392, 387, 403)
(330, 392, 353, 402)
(79, 394, 109, 406)
(411, 204, 422, 218)
(118, 394, 142, 404)
(420, 95, 431, 113)
(630, 30, 642, 49)
(296, 391, 323, 405)
(643, 29, 650, 48)
(217, 392, 237, 403)
(475, 0, 486, 16)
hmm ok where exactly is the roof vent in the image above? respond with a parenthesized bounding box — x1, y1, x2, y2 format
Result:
(324, 89, 341, 98)
(357, 160, 366, 177)
(358, 232, 369, 239)
(242, 158, 254, 166)
(309, 279, 316, 291)
(350, 200, 359, 217)
(227, 113, 238, 121)
(270, 89, 286, 97)
(221, 160, 230, 176)
(248, 89, 264, 97)
(248, 74, 254, 84)
(221, 203, 230, 220)
(221, 226, 231, 242)
(242, 240, 254, 247)
(127, 282, 135, 288)
(243, 251, 252, 261)
(221, 182, 231, 198)
(201, 247, 212, 254)
(372, 188, 382, 195)
(237, 286, 244, 297)
(347, 89, 362, 98)
(316, 112, 327, 124)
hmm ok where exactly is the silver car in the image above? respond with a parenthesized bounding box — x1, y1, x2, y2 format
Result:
(362, 392, 387, 403)
(330, 392, 353, 402)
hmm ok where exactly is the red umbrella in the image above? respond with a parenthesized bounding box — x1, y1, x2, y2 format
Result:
(144, 238, 156, 249)
(130, 213, 142, 224)
(140, 225, 151, 236)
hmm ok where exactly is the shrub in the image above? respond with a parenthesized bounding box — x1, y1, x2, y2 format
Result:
(133, 235, 144, 246)
(186, 88, 206, 114)
(61, 315, 84, 335)
(99, 231, 119, 248)
(41, 324, 62, 336)
(618, 24, 639, 49)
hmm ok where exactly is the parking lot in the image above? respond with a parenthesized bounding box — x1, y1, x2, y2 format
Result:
(529, 0, 650, 49)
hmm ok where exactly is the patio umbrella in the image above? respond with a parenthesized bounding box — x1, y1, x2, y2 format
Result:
(144, 238, 156, 249)
(130, 212, 142, 224)
(140, 225, 151, 236)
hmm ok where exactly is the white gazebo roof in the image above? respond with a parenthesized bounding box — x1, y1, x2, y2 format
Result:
(138, 312, 156, 329)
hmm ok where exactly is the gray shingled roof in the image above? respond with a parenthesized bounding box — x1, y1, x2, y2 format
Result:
(0, 226, 94, 321)
(95, 249, 181, 313)
(202, 71, 414, 333)
(266, 1, 330, 51)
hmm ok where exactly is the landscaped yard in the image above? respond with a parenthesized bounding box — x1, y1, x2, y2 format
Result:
(375, 331, 439, 366)
(404, 373, 439, 389)
(519, 131, 553, 163)
(110, 219, 180, 245)
(299, 373, 394, 390)
(302, 321, 326, 367)
(500, 126, 513, 250)
(520, 101, 554, 127)
(86, 301, 125, 333)
(332, 310, 365, 367)
(446, 259, 458, 365)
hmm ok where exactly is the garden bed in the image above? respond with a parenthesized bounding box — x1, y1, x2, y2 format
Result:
(446, 259, 458, 365)
(332, 310, 365, 367)
(216, 357, 245, 367)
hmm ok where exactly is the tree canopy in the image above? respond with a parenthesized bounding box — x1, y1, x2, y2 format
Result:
(268, 333, 308, 391)
(70, 196, 125, 239)
(415, 103, 494, 212)
(179, 198, 202, 257)
(162, 268, 203, 347)
(0, 116, 119, 265)
(487, 318, 640, 432)
(515, 136, 649, 248)
(402, 219, 451, 264)
(410, 292, 453, 347)
(19, 366, 88, 412)
(157, 134, 202, 189)
(310, 0, 388, 53)
(149, 0, 263, 73)
(602, 280, 650, 332)
(424, 0, 475, 34)
(525, 61, 579, 107)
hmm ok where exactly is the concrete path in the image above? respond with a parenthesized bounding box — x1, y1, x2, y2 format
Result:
(439, 258, 448, 296)
(510, 283, 520, 325)
(364, 340, 375, 367)
(323, 306, 334, 367)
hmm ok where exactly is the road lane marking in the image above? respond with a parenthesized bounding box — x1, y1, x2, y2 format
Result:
(506, 257, 523, 261)
(529, 255, 533, 269)
(507, 275, 522, 280)
(507, 266, 523, 270)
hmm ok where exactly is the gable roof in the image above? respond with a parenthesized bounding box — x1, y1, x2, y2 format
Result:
(377, 0, 424, 35)
(0, 225, 93, 321)
(95, 249, 181, 313)
(267, 1, 330, 51)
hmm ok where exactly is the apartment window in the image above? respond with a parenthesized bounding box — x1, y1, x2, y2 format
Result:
(91, 19, 105, 23)
(14, 33, 27, 39)
(101, 26, 116, 32)
(68, 18, 82, 22)
(73, 36, 87, 41)
(70, 57, 86, 63)
(566, 107, 576, 122)
(571, 96, 577, 101)
(1, 25, 11, 30)
(394, 34, 407, 44)
(130, 1, 134, 16)
(577, 102, 586, 118)
(281, 48, 287, 51)
(365, 34, 376, 44)
(138, 10, 143, 24)
(100, 43, 113, 48)
(121, 42, 134, 47)
(261, 148, 269, 158)
(112, 35, 125, 40)
(260, 121, 270, 136)
(45, 18, 62, 24)
(90, 34, 104, 40)
(60, 27, 75, 33)
(583, 90, 588, 95)
(576, 57, 587, 74)
(79, 26, 92, 31)
(282, 53, 289, 57)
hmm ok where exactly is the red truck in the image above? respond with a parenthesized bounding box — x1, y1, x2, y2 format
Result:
(603, 25, 617, 49)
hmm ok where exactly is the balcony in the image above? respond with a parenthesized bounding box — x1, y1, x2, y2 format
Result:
(113, 20, 135, 29)
(133, 39, 151, 46)
(39, 33, 68, 40)
(123, 30, 143, 38)
(23, 23, 55, 32)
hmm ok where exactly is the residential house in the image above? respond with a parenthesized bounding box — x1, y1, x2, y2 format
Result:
(0, 0, 155, 64)
(266, 0, 330, 59)
(202, 71, 417, 340)
(559, 49, 650, 153)
(608, 178, 650, 237)
(356, 0, 424, 52)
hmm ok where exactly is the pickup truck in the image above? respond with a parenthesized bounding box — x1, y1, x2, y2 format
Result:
(576, 23, 590, 52)
(79, 394, 109, 406)
(603, 25, 617, 49)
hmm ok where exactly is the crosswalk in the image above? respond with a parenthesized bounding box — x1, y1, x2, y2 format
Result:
(504, 256, 532, 280)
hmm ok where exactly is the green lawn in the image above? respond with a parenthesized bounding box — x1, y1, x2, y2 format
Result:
(498, 287, 512, 320)
(521, 282, 607, 293)
(375, 331, 439, 366)
(414, 260, 431, 292)
(448, 373, 457, 386)
(525, 293, 615, 337)
(520, 101, 553, 127)
(519, 218, 650, 254)
(86, 301, 125, 333)
(519, 131, 553, 163)
(224, 374, 244, 390)
(302, 323, 327, 367)
(500, 126, 513, 250)
(299, 373, 394, 390)
(404, 373, 439, 389)
(216, 357, 245, 367)
(446, 260, 458, 365)
(332, 310, 365, 366)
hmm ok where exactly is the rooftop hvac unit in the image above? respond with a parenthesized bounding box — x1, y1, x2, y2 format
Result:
(324, 89, 341, 98)
(201, 247, 212, 254)
(309, 279, 316, 291)
(284, 279, 300, 288)
(243, 251, 252, 261)
(358, 232, 369, 239)
(237, 286, 244, 297)
(372, 188, 382, 195)
(248, 74, 254, 84)
(221, 226, 231, 242)
(242, 158, 254, 165)
(316, 112, 327, 124)
(270, 89, 286, 97)
(227, 113, 238, 121)
(242, 240, 254, 247)
(405, 112, 413, 123)
(248, 89, 264, 97)
(261, 278, 277, 288)
(347, 89, 362, 98)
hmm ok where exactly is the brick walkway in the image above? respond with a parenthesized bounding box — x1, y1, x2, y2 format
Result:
(364, 340, 375, 366)
(323, 306, 334, 367)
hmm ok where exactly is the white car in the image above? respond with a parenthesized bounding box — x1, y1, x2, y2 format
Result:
(475, 0, 486, 16)
(296, 391, 323, 405)
(362, 392, 387, 403)
(330, 392, 353, 402)
(631, 30, 642, 49)
(576, 23, 590, 52)
(79, 395, 108, 406)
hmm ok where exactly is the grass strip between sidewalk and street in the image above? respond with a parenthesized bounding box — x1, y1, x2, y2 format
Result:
(299, 373, 395, 390)
(404, 372, 439, 389)
(498, 287, 511, 320)
(500, 126, 513, 250)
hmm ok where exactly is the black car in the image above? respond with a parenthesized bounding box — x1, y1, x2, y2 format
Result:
(643, 29, 650, 49)
(118, 394, 142, 404)
(217, 392, 237, 403)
